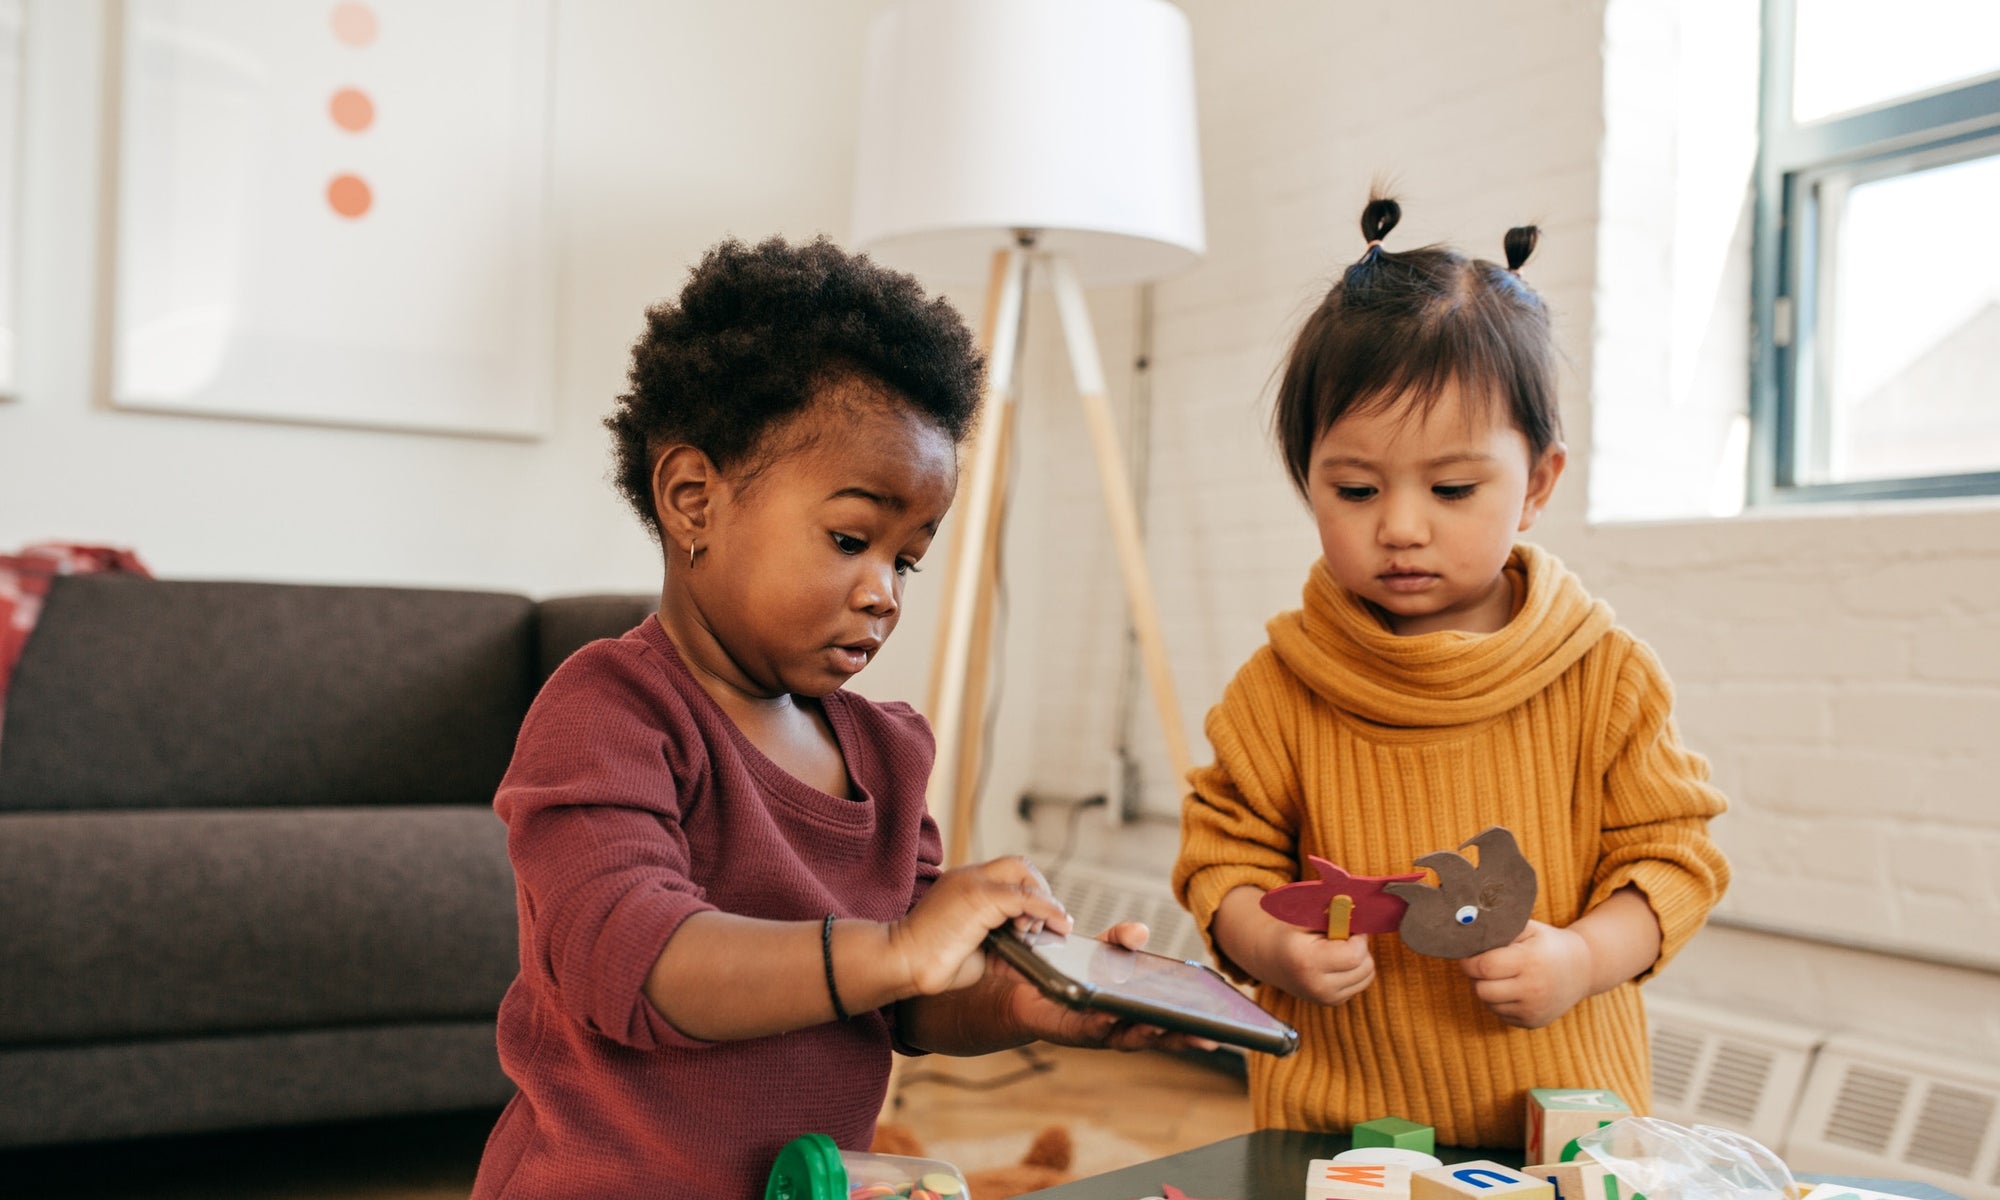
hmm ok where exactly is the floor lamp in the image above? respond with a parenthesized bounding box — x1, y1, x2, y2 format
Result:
(850, 0, 1206, 869)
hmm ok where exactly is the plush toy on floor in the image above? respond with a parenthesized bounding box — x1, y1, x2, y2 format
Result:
(872, 1122, 1075, 1199)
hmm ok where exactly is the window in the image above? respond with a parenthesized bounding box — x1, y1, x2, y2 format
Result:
(1752, 0, 2000, 501)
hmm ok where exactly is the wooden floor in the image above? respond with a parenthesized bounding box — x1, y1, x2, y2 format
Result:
(0, 1046, 1253, 1199)
(888, 1045, 1256, 1180)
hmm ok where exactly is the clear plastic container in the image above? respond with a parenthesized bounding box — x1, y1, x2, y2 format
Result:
(767, 1133, 971, 1200)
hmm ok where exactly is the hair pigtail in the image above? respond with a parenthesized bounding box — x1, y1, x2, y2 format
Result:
(1503, 225, 1540, 273)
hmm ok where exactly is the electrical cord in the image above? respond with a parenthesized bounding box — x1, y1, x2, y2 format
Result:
(1042, 789, 1098, 881)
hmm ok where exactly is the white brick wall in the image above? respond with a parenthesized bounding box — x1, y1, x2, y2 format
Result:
(1004, 0, 2000, 1061)
(1577, 508, 2000, 980)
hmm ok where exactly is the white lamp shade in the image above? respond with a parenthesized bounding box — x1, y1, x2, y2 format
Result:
(850, 0, 1205, 287)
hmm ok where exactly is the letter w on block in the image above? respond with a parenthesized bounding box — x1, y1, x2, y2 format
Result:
(1307, 1160, 1413, 1200)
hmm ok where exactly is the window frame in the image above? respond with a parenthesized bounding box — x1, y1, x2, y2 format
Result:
(1750, 0, 2000, 504)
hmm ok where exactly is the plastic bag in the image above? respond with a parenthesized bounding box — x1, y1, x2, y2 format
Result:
(1577, 1117, 1798, 1200)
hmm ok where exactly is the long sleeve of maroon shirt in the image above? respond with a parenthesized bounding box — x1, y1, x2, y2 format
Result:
(471, 616, 943, 1200)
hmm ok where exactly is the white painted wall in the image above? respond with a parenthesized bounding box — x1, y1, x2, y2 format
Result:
(0, 4, 877, 650)
(0, 0, 896, 597)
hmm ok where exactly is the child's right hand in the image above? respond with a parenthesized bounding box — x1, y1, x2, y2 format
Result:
(1213, 886, 1376, 1007)
(1252, 925, 1377, 1007)
(889, 856, 1073, 997)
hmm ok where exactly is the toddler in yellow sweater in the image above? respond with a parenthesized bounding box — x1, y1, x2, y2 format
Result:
(1173, 195, 1730, 1149)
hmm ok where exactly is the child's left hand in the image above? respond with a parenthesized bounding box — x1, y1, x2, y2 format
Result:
(999, 921, 1221, 1053)
(1459, 920, 1593, 1029)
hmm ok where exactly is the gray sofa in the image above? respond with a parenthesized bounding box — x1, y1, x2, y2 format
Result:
(0, 574, 655, 1147)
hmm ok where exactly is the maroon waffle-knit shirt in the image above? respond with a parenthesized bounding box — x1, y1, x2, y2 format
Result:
(471, 616, 943, 1200)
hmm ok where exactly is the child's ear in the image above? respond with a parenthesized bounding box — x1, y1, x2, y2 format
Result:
(1517, 442, 1567, 532)
(651, 444, 718, 559)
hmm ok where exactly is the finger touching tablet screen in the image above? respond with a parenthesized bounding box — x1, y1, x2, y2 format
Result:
(985, 926, 1300, 1057)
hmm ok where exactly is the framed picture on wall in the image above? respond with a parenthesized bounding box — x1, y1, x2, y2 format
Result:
(107, 0, 554, 438)
(0, 0, 22, 401)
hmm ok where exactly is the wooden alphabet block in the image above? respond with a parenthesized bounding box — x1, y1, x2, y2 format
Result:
(1522, 1159, 1616, 1200)
(1523, 1088, 1631, 1166)
(1307, 1159, 1414, 1200)
(1353, 1117, 1437, 1155)
(1410, 1161, 1554, 1200)
(1524, 1155, 1652, 1200)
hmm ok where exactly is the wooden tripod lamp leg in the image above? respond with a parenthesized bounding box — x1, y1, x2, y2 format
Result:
(924, 250, 1016, 724)
(1045, 255, 1196, 788)
(924, 247, 1027, 865)
(944, 399, 1015, 866)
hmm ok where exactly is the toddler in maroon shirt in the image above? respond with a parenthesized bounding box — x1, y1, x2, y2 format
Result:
(473, 237, 1182, 1200)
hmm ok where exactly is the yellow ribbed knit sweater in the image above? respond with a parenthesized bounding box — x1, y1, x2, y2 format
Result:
(1174, 543, 1729, 1147)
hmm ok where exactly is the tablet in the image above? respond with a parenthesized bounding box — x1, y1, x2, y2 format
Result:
(984, 926, 1300, 1057)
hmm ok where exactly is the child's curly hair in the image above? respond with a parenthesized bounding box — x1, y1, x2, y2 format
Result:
(607, 236, 984, 537)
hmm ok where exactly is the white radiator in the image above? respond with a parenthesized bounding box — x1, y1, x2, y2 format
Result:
(1784, 1034, 2000, 1200)
(1644, 993, 1823, 1152)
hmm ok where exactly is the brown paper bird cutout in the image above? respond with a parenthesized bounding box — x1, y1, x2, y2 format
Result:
(1383, 826, 1538, 958)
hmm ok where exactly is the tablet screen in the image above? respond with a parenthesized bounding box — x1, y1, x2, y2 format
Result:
(1012, 928, 1282, 1029)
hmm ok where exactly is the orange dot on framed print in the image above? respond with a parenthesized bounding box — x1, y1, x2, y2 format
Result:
(107, 0, 554, 439)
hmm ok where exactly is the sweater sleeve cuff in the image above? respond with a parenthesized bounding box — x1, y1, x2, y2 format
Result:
(592, 885, 718, 1051)
(1181, 864, 1288, 986)
(1589, 861, 1713, 981)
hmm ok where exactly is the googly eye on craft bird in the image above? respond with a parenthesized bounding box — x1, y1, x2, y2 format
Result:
(1454, 905, 1478, 925)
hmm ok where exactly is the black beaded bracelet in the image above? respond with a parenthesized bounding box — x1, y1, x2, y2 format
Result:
(821, 913, 850, 1022)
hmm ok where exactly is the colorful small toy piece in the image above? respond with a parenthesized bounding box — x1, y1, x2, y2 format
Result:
(1260, 857, 1426, 938)
(1523, 1088, 1631, 1167)
(764, 1132, 972, 1200)
(1384, 827, 1538, 959)
(1410, 1161, 1554, 1200)
(1308, 1159, 1415, 1200)
(1352, 1116, 1436, 1155)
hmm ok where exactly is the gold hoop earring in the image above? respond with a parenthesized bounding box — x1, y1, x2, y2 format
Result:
(688, 542, 699, 570)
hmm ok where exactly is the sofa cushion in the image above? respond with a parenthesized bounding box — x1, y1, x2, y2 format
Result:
(0, 1022, 513, 1147)
(534, 593, 655, 680)
(0, 807, 518, 1044)
(0, 1022, 512, 1147)
(0, 576, 536, 811)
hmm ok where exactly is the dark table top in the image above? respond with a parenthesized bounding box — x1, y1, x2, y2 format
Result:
(1018, 1129, 1518, 1200)
(1017, 1130, 1971, 1200)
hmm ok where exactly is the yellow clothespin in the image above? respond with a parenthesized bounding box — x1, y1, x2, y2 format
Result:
(1326, 894, 1354, 940)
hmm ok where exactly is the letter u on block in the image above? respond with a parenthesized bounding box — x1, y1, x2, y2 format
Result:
(1413, 1159, 1553, 1200)
(1457, 1170, 1521, 1188)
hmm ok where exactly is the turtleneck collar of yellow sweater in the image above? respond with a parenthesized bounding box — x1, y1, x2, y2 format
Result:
(1267, 541, 1615, 728)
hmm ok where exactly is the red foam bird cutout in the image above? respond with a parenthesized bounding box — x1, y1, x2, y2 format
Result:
(1259, 856, 1426, 935)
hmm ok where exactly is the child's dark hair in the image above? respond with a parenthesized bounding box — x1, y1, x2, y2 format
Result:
(1273, 195, 1559, 495)
(607, 235, 983, 536)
